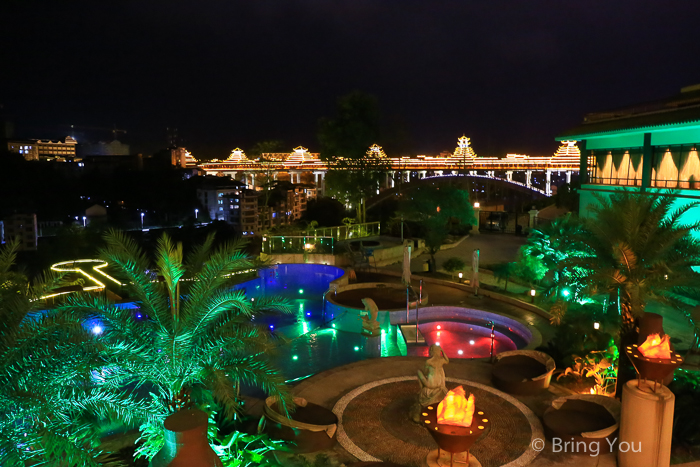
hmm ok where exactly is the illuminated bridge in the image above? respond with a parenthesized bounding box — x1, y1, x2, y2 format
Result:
(187, 137, 581, 197)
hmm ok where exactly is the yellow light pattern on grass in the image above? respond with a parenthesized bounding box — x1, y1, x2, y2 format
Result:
(50, 259, 124, 292)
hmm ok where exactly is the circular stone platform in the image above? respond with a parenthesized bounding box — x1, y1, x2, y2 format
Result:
(333, 377, 543, 467)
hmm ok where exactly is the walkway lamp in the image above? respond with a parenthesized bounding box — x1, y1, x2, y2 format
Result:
(82, 216, 86, 227)
(530, 289, 536, 303)
(195, 208, 199, 219)
(141, 212, 145, 229)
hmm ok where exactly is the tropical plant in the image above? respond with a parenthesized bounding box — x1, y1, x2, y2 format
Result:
(492, 262, 516, 292)
(442, 257, 465, 280)
(670, 369, 700, 458)
(57, 231, 294, 460)
(574, 191, 700, 336)
(0, 238, 154, 466)
(518, 212, 593, 300)
(318, 92, 388, 223)
(399, 186, 475, 271)
(557, 346, 619, 395)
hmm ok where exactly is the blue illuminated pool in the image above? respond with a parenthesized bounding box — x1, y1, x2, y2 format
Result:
(234, 264, 344, 335)
(234, 264, 406, 383)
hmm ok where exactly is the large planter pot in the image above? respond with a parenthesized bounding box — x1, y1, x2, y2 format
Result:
(543, 395, 621, 455)
(263, 396, 338, 453)
(150, 409, 222, 467)
(492, 350, 555, 395)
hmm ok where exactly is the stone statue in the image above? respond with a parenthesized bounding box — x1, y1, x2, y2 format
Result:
(360, 297, 381, 337)
(410, 344, 449, 422)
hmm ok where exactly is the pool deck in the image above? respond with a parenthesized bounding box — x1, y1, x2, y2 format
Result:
(277, 356, 617, 467)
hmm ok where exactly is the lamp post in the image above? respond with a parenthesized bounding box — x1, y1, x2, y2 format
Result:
(82, 216, 86, 227)
(195, 208, 199, 219)
(141, 212, 145, 229)
(530, 289, 536, 304)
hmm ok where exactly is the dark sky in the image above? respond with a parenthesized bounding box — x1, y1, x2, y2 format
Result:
(2, 1, 700, 159)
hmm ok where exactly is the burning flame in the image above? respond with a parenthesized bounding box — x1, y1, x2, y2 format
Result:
(638, 333, 672, 359)
(437, 386, 475, 427)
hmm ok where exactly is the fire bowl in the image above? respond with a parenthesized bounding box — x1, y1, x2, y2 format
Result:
(625, 344, 683, 384)
(420, 405, 490, 456)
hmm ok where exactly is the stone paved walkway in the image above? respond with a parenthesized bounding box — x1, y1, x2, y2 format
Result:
(290, 357, 618, 467)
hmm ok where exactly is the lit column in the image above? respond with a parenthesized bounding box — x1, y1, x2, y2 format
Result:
(390, 171, 395, 187)
(506, 171, 513, 181)
(451, 170, 458, 176)
(319, 171, 325, 195)
(472, 202, 481, 235)
(528, 208, 538, 229)
(469, 170, 476, 176)
(487, 170, 495, 178)
(526, 170, 532, 188)
(405, 170, 410, 182)
(251, 173, 256, 188)
(435, 170, 443, 176)
(546, 170, 552, 196)
(420, 171, 427, 178)
(566, 170, 572, 184)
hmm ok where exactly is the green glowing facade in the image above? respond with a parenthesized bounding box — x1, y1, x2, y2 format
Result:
(557, 84, 700, 237)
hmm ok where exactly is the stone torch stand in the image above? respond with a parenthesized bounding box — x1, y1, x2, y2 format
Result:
(618, 380, 674, 467)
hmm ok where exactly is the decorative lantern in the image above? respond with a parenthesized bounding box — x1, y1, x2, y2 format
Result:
(436, 386, 475, 428)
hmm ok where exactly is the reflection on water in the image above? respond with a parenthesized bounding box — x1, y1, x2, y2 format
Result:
(233, 264, 406, 382)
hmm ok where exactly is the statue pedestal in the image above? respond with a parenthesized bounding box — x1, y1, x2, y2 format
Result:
(426, 449, 481, 467)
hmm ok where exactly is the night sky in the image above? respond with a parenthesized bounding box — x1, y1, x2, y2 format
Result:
(2, 1, 700, 159)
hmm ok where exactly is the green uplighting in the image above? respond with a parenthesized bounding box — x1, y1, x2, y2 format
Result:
(562, 288, 571, 298)
(354, 346, 360, 351)
(292, 355, 298, 360)
(331, 323, 336, 328)
(299, 289, 304, 294)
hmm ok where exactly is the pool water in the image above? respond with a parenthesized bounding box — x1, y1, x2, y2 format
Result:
(234, 264, 406, 382)
(414, 321, 517, 359)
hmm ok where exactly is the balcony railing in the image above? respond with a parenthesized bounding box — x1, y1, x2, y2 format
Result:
(262, 235, 335, 255)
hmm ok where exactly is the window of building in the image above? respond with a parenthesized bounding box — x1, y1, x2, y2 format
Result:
(219, 207, 223, 211)
(218, 193, 223, 197)
(218, 200, 223, 204)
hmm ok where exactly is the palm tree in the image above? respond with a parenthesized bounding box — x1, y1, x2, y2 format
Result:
(58, 231, 293, 459)
(0, 239, 153, 466)
(576, 191, 700, 337)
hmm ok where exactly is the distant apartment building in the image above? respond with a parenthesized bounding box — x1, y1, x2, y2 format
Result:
(196, 179, 245, 224)
(195, 176, 315, 236)
(7, 136, 78, 161)
(1, 213, 38, 250)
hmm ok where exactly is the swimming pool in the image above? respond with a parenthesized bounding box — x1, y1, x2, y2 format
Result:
(234, 264, 407, 382)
